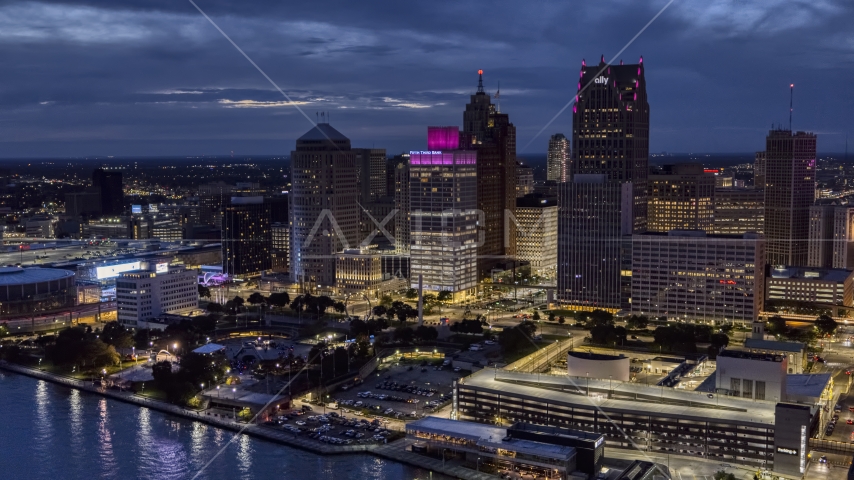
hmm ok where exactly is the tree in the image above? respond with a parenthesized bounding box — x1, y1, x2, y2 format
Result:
(404, 288, 418, 300)
(394, 326, 415, 344)
(414, 325, 439, 342)
(532, 311, 541, 321)
(626, 315, 649, 330)
(248, 292, 267, 306)
(558, 317, 566, 325)
(267, 292, 291, 309)
(437, 291, 452, 302)
(372, 305, 388, 318)
(231, 296, 245, 308)
(379, 295, 393, 307)
(815, 315, 838, 336)
(198, 285, 211, 299)
(713, 471, 736, 480)
(766, 316, 788, 336)
(100, 321, 133, 349)
(548, 312, 556, 322)
(450, 319, 484, 334)
(206, 302, 224, 313)
(332, 301, 346, 314)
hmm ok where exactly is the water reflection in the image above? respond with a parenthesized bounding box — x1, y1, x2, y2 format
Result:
(0, 374, 427, 480)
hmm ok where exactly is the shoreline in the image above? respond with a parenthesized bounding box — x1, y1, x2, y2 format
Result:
(0, 361, 496, 480)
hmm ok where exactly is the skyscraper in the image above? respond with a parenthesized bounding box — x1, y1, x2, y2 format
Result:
(807, 203, 854, 269)
(391, 154, 411, 254)
(547, 133, 569, 182)
(647, 163, 715, 233)
(557, 174, 633, 310)
(222, 196, 272, 278)
(571, 56, 649, 232)
(92, 169, 124, 216)
(354, 148, 388, 203)
(515, 162, 534, 198)
(764, 129, 816, 266)
(290, 123, 360, 287)
(754, 151, 766, 188)
(462, 70, 517, 277)
(410, 127, 478, 298)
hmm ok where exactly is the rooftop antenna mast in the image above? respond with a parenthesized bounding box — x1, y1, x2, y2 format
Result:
(789, 83, 794, 131)
(477, 69, 484, 94)
(494, 81, 501, 112)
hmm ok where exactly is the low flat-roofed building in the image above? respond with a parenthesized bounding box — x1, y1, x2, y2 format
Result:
(740, 338, 806, 373)
(406, 417, 581, 478)
(567, 351, 629, 382)
(715, 349, 787, 402)
(785, 373, 832, 407)
(454, 368, 816, 473)
(765, 266, 854, 307)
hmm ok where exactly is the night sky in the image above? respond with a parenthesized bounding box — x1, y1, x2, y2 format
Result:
(1, 0, 851, 157)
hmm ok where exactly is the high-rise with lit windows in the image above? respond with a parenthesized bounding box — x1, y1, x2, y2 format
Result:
(571, 56, 649, 232)
(764, 129, 816, 266)
(647, 163, 715, 233)
(289, 123, 360, 288)
(409, 127, 478, 297)
(547, 133, 569, 182)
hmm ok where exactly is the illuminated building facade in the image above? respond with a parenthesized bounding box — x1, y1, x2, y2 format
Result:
(630, 230, 765, 323)
(571, 57, 649, 232)
(271, 222, 289, 273)
(222, 196, 272, 278)
(514, 194, 558, 276)
(410, 127, 478, 297)
(712, 188, 764, 235)
(335, 248, 384, 295)
(764, 130, 816, 266)
(647, 163, 715, 233)
(290, 123, 360, 287)
(556, 175, 633, 310)
(547, 133, 569, 182)
(116, 263, 198, 328)
(462, 70, 517, 277)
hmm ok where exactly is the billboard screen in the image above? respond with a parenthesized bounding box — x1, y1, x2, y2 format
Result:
(155, 262, 168, 273)
(96, 261, 142, 279)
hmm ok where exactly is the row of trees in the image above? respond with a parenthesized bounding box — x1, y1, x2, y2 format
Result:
(45, 326, 121, 369)
(372, 301, 418, 324)
(766, 314, 837, 342)
(151, 353, 229, 404)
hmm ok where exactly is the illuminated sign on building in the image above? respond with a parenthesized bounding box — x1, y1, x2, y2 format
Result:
(776, 447, 798, 455)
(96, 262, 141, 279)
(594, 76, 609, 85)
(155, 263, 169, 273)
(800, 425, 807, 473)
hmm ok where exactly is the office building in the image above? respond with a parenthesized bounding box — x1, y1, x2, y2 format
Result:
(514, 194, 558, 276)
(92, 169, 124, 216)
(572, 57, 649, 231)
(290, 123, 360, 288)
(271, 222, 289, 273)
(198, 182, 233, 227)
(516, 163, 534, 198)
(462, 70, 517, 277)
(65, 190, 102, 217)
(557, 175, 633, 310)
(754, 151, 766, 188)
(547, 133, 569, 182)
(354, 148, 387, 203)
(647, 164, 715, 233)
(764, 130, 817, 266)
(222, 196, 272, 278)
(82, 216, 152, 240)
(631, 231, 765, 323)
(712, 188, 764, 235)
(766, 266, 854, 309)
(409, 127, 478, 298)
(807, 204, 854, 269)
(116, 262, 199, 328)
(335, 248, 384, 295)
(391, 155, 410, 254)
(151, 214, 182, 242)
(714, 174, 733, 188)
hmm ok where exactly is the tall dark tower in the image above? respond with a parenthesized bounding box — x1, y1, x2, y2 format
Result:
(571, 56, 649, 232)
(462, 69, 517, 277)
(92, 168, 124, 216)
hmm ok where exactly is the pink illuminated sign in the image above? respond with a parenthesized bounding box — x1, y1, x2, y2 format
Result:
(409, 151, 476, 166)
(427, 126, 460, 150)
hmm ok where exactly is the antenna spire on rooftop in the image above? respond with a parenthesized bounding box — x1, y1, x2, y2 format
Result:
(477, 69, 484, 93)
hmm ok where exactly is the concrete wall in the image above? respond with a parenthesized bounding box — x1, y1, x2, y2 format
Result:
(716, 355, 787, 401)
(567, 353, 630, 382)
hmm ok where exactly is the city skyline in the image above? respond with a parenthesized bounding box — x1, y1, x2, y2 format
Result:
(0, 1, 851, 157)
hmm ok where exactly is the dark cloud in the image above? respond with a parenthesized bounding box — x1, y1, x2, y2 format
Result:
(0, 0, 851, 157)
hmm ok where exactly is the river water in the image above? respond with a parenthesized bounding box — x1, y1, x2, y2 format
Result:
(0, 371, 429, 480)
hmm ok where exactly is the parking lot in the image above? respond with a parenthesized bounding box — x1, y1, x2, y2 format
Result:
(333, 360, 463, 420)
(263, 407, 398, 446)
